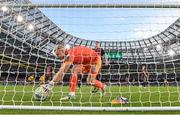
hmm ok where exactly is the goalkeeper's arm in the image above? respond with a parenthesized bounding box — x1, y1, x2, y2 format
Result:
(47, 61, 72, 88)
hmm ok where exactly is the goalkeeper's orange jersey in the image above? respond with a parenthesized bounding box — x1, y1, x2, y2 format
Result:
(65, 46, 100, 64)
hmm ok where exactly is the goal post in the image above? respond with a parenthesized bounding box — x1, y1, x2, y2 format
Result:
(1, 0, 180, 112)
(1, 3, 180, 8)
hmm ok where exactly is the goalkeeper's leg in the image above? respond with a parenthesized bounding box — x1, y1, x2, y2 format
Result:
(92, 87, 99, 93)
(60, 65, 82, 101)
(87, 61, 106, 95)
(87, 74, 106, 95)
(60, 73, 77, 100)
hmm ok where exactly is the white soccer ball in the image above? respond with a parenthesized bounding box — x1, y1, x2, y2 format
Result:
(33, 86, 49, 101)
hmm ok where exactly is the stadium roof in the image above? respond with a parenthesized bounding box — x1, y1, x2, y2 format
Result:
(0, 0, 180, 63)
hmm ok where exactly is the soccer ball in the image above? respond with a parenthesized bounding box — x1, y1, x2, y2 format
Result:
(33, 86, 49, 101)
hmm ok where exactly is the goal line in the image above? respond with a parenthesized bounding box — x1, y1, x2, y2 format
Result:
(1, 105, 180, 111)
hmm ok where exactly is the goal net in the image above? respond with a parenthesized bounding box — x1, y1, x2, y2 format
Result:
(1, 0, 180, 111)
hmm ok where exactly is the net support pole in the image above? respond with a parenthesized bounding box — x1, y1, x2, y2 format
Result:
(0, 3, 180, 8)
(1, 105, 180, 111)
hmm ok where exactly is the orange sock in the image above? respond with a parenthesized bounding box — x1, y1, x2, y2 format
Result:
(69, 74, 77, 92)
(94, 80, 104, 89)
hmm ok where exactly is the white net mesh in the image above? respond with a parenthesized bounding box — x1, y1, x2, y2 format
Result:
(1, 0, 180, 111)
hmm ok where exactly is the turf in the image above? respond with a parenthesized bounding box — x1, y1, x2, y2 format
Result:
(0, 85, 180, 114)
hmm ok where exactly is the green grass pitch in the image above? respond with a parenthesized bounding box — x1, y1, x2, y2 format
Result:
(0, 85, 180, 114)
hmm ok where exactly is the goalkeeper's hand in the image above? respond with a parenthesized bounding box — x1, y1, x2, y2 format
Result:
(41, 83, 53, 92)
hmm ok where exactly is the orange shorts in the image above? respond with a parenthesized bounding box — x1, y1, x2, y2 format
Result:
(82, 56, 101, 76)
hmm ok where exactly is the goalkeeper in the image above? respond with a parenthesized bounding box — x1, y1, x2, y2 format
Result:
(43, 44, 106, 100)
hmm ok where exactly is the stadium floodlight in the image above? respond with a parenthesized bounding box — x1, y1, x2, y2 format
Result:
(168, 49, 175, 56)
(16, 15, 23, 22)
(156, 44, 162, 51)
(1, 6, 8, 12)
(27, 24, 34, 31)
